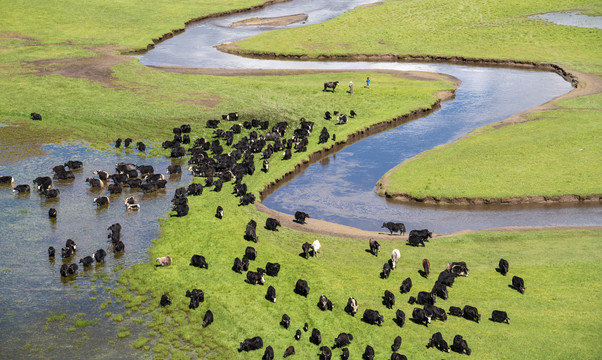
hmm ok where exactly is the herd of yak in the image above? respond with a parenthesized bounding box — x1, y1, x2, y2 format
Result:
(2, 109, 528, 359)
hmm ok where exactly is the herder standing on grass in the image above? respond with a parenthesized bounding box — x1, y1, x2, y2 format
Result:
(365, 77, 370, 89)
(349, 81, 353, 94)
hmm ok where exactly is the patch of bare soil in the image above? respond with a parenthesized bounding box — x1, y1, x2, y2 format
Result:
(229, 13, 308, 27)
(26, 46, 130, 88)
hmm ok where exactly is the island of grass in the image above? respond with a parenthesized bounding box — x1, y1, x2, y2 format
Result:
(377, 93, 602, 203)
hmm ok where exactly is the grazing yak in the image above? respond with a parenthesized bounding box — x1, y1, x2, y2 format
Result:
(431, 281, 448, 300)
(160, 294, 172, 307)
(412, 307, 432, 326)
(491, 310, 510, 324)
(382, 222, 405, 235)
(451, 335, 471, 355)
(280, 314, 291, 329)
(383, 290, 395, 309)
(265, 217, 281, 231)
(400, 277, 412, 294)
(246, 271, 265, 285)
(156, 255, 172, 267)
(302, 242, 312, 259)
(417, 291, 436, 306)
(215, 205, 224, 219)
(512, 275, 526, 294)
(427, 332, 450, 353)
(382, 262, 391, 279)
(498, 258, 509, 275)
(392, 336, 402, 352)
(312, 240, 321, 258)
(447, 261, 470, 277)
(186, 289, 204, 310)
(266, 285, 277, 303)
(319, 346, 331, 360)
(238, 336, 263, 352)
(245, 220, 258, 242)
(310, 328, 322, 345)
(362, 309, 384, 326)
(391, 249, 401, 269)
(283, 346, 295, 358)
(318, 294, 334, 311)
(190, 254, 209, 269)
(30, 112, 42, 120)
(245, 246, 257, 261)
(462, 305, 481, 323)
(295, 279, 310, 297)
(294, 211, 309, 224)
(323, 81, 340, 92)
(424, 304, 448, 321)
(295, 329, 301, 340)
(448, 306, 463, 317)
(422, 258, 431, 278)
(396, 309, 406, 327)
(263, 346, 274, 360)
(265, 262, 280, 277)
(407, 234, 426, 247)
(369, 238, 380, 256)
(345, 297, 358, 316)
(332, 333, 353, 348)
(363, 345, 375, 360)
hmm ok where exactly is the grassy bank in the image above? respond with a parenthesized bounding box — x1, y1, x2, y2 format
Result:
(226, 0, 602, 74)
(118, 193, 602, 359)
(378, 94, 602, 199)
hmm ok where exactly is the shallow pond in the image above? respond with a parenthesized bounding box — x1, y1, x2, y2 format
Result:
(530, 11, 602, 29)
(0, 142, 192, 358)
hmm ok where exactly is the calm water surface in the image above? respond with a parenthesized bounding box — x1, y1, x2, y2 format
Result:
(0, 142, 191, 358)
(530, 11, 602, 29)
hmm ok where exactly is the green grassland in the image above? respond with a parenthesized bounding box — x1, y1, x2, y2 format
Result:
(120, 193, 602, 359)
(228, 0, 602, 74)
(379, 94, 602, 199)
(0, 60, 450, 153)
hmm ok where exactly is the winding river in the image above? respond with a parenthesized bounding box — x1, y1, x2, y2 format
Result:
(138, 0, 602, 233)
(1, 0, 600, 358)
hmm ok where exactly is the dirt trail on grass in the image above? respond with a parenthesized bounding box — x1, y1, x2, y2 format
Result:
(256, 201, 602, 239)
(27, 46, 130, 88)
